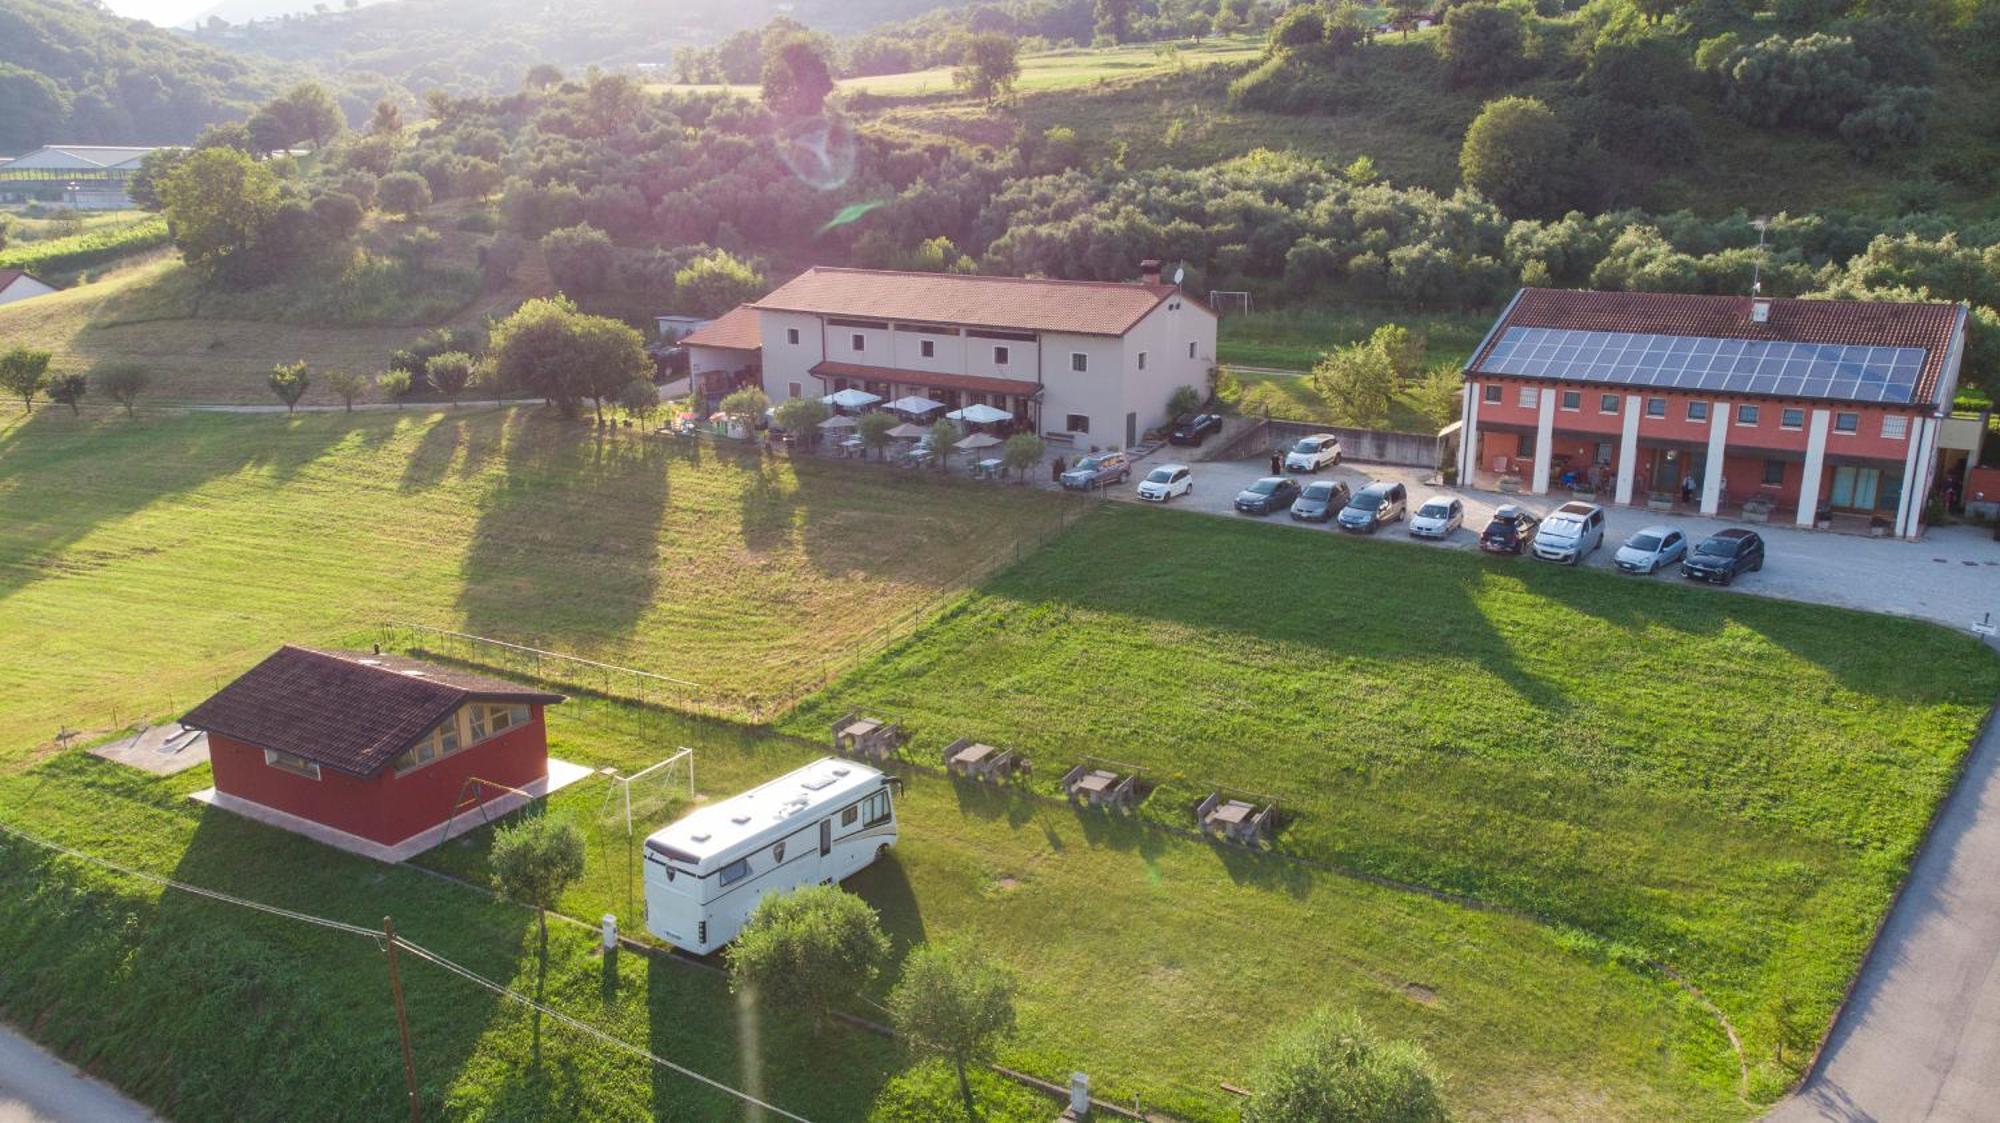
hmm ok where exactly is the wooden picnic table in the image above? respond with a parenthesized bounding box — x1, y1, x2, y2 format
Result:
(1208, 800, 1255, 827)
(840, 718, 882, 739)
(1076, 770, 1119, 795)
(952, 742, 999, 767)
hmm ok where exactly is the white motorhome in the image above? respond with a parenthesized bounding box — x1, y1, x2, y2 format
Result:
(641, 757, 898, 954)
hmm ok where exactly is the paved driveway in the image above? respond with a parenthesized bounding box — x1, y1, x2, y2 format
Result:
(1763, 700, 2000, 1123)
(0, 1023, 155, 1123)
(1093, 454, 2000, 632)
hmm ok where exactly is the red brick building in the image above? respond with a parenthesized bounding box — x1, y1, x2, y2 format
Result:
(1457, 289, 1970, 539)
(182, 647, 570, 861)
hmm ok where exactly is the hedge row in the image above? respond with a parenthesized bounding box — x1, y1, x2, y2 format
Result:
(0, 217, 171, 277)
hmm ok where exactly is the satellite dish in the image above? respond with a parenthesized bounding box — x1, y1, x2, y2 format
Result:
(1172, 265, 1185, 285)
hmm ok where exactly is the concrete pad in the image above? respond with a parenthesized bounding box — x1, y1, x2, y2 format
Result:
(88, 724, 209, 776)
(189, 757, 594, 863)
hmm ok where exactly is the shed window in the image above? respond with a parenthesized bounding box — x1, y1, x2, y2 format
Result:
(920, 339, 935, 358)
(786, 328, 800, 345)
(718, 858, 751, 887)
(851, 333, 865, 352)
(1882, 415, 1908, 440)
(264, 749, 321, 780)
(994, 345, 1009, 364)
(1834, 412, 1859, 434)
(1071, 353, 1089, 373)
(1188, 341, 1197, 358)
(1483, 384, 1502, 404)
(1137, 351, 1147, 371)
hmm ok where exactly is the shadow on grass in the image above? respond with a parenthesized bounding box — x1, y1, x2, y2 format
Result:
(0, 410, 354, 607)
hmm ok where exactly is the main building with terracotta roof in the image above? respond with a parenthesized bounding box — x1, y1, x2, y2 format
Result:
(688, 262, 1216, 448)
(1457, 288, 1972, 539)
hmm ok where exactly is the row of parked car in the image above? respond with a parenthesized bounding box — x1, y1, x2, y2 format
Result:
(1476, 501, 1767, 583)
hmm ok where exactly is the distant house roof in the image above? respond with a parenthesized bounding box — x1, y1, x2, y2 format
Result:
(750, 266, 1203, 337)
(0, 270, 54, 293)
(0, 145, 163, 171)
(1467, 288, 1967, 408)
(181, 646, 564, 777)
(680, 305, 762, 351)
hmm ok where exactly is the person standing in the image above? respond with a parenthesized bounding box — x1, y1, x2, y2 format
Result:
(1270, 450, 1283, 476)
(1051, 455, 1066, 483)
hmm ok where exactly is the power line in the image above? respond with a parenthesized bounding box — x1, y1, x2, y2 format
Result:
(0, 820, 814, 1123)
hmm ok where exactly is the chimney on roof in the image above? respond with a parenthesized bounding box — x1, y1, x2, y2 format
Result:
(1139, 258, 1162, 286)
(1751, 297, 1772, 325)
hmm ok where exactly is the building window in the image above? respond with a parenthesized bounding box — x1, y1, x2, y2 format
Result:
(1065, 413, 1090, 433)
(851, 333, 865, 352)
(1071, 353, 1089, 373)
(1781, 408, 1804, 430)
(1599, 394, 1619, 414)
(1188, 341, 1196, 358)
(1763, 459, 1786, 485)
(786, 328, 799, 345)
(920, 339, 935, 359)
(1737, 405, 1760, 426)
(718, 858, 751, 887)
(1882, 415, 1909, 440)
(1518, 387, 1539, 409)
(1688, 401, 1709, 422)
(1483, 384, 1502, 404)
(994, 345, 1009, 365)
(393, 712, 468, 774)
(1137, 351, 1148, 371)
(773, 841, 786, 863)
(1834, 411, 1858, 434)
(787, 381, 802, 399)
(1646, 397, 1666, 418)
(1560, 390, 1581, 411)
(841, 805, 858, 827)
(264, 749, 321, 780)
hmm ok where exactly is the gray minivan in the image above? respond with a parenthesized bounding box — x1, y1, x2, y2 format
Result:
(1336, 481, 1407, 533)
(1531, 501, 1606, 565)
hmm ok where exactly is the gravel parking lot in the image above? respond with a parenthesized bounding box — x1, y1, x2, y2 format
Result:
(1079, 449, 2000, 632)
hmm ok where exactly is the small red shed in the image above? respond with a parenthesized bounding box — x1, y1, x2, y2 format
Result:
(182, 646, 573, 861)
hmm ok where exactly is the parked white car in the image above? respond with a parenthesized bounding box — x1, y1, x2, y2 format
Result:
(1282, 434, 1343, 473)
(1613, 525, 1689, 574)
(1531, 501, 1606, 565)
(1136, 463, 1193, 502)
(1408, 496, 1464, 539)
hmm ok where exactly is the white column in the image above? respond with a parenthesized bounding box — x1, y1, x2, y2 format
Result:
(1700, 403, 1730, 516)
(1906, 415, 1944, 540)
(1458, 381, 1480, 483)
(1893, 414, 1923, 538)
(1531, 389, 1556, 495)
(1796, 408, 1831, 528)
(1615, 393, 1640, 505)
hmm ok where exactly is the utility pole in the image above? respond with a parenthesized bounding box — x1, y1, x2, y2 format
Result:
(384, 916, 421, 1123)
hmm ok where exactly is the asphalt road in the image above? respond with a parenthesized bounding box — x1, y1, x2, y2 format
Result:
(0, 1023, 155, 1123)
(1764, 701, 2000, 1122)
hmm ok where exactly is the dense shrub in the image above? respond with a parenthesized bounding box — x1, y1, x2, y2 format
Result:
(1460, 96, 1577, 218)
(1720, 34, 1873, 130)
(1441, 2, 1528, 86)
(1839, 85, 1934, 161)
(542, 223, 616, 293)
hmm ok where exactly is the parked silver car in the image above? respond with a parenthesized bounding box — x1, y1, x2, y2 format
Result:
(1613, 526, 1689, 574)
(1531, 501, 1606, 565)
(1407, 496, 1464, 539)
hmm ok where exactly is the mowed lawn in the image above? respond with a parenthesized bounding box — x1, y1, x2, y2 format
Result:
(789, 502, 2000, 1102)
(0, 681, 1741, 1122)
(0, 407, 1067, 750)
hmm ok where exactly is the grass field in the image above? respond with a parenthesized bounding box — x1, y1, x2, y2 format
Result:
(0, 407, 1065, 746)
(1216, 308, 1493, 430)
(789, 503, 2000, 1102)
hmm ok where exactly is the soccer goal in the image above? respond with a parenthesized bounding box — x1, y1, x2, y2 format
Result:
(601, 748, 695, 835)
(1208, 290, 1252, 317)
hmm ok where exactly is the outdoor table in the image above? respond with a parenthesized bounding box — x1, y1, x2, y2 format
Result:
(840, 719, 882, 740)
(975, 458, 1004, 479)
(1209, 801, 1254, 827)
(1076, 770, 1119, 795)
(952, 743, 999, 767)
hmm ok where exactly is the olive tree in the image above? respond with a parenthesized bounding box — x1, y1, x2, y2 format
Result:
(727, 885, 888, 1028)
(1000, 432, 1045, 481)
(1167, 383, 1202, 419)
(46, 373, 87, 416)
(322, 368, 369, 412)
(94, 362, 150, 418)
(1243, 1008, 1447, 1123)
(490, 814, 587, 967)
(617, 378, 661, 423)
(376, 368, 412, 408)
(268, 361, 310, 415)
(0, 345, 52, 412)
(888, 938, 1018, 1118)
(425, 350, 478, 408)
(773, 395, 830, 444)
(720, 386, 770, 438)
(927, 417, 962, 471)
(1309, 343, 1395, 430)
(857, 410, 898, 460)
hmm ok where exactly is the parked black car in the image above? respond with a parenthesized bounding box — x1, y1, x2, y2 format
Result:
(1169, 413, 1224, 445)
(1681, 528, 1765, 585)
(1234, 476, 1302, 515)
(1479, 504, 1540, 555)
(1290, 479, 1352, 522)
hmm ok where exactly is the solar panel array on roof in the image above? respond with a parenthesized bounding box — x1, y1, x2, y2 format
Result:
(1479, 326, 1926, 405)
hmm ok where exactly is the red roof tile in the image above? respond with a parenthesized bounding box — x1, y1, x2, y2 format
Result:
(1472, 288, 1967, 406)
(679, 305, 762, 351)
(809, 361, 1042, 398)
(752, 267, 1197, 337)
(181, 646, 564, 776)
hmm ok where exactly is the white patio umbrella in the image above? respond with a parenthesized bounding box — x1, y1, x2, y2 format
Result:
(954, 431, 1004, 451)
(822, 388, 883, 410)
(885, 395, 944, 415)
(885, 422, 930, 439)
(818, 414, 859, 429)
(946, 403, 1012, 424)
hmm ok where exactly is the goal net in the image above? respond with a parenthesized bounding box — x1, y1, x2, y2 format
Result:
(1208, 290, 1252, 317)
(601, 748, 695, 835)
